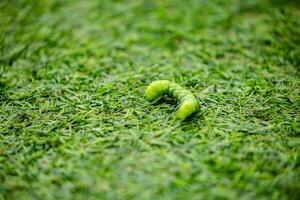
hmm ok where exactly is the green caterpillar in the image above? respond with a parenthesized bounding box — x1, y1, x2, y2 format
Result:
(145, 80, 199, 120)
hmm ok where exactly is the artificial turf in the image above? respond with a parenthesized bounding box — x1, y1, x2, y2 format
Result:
(0, 0, 299, 199)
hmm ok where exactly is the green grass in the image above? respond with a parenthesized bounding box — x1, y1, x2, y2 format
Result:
(0, 0, 299, 199)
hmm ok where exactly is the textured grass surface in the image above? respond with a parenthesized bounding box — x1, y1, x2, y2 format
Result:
(0, 0, 300, 199)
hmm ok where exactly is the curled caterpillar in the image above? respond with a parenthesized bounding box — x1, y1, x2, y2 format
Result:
(145, 80, 199, 120)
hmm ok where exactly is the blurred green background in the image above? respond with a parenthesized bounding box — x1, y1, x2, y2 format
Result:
(0, 0, 299, 199)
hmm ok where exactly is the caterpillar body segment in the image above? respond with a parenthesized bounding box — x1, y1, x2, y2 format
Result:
(145, 80, 199, 120)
